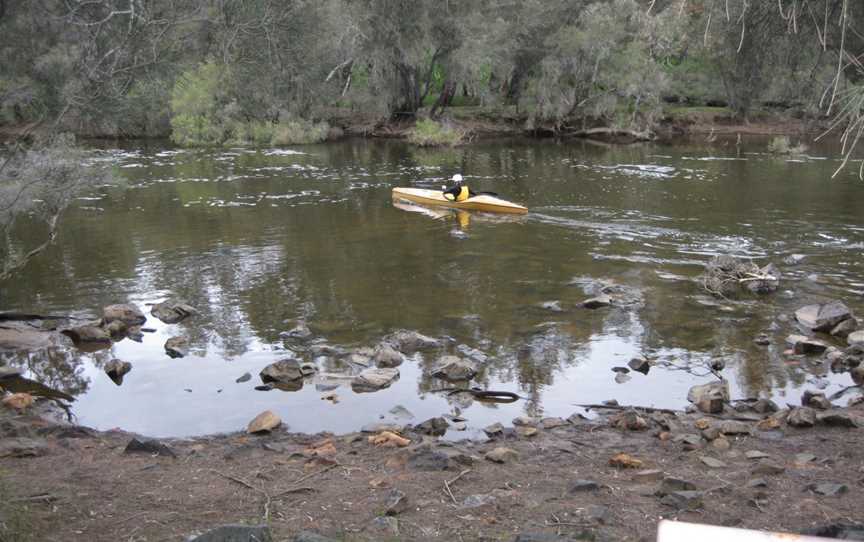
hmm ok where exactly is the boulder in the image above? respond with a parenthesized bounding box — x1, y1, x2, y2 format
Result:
(280, 322, 312, 341)
(796, 301, 853, 332)
(415, 417, 449, 436)
(352, 368, 399, 392)
(801, 391, 832, 410)
(150, 300, 197, 324)
(831, 318, 859, 338)
(260, 359, 305, 383)
(164, 336, 189, 358)
(687, 381, 729, 413)
(431, 356, 477, 381)
(788, 407, 817, 427)
(102, 303, 147, 326)
(483, 422, 505, 438)
(62, 325, 111, 344)
(188, 524, 272, 542)
(582, 294, 612, 309)
(124, 437, 176, 457)
(126, 326, 144, 342)
(611, 409, 649, 431)
(247, 410, 282, 433)
(104, 359, 132, 385)
(485, 447, 519, 464)
(849, 330, 864, 347)
(817, 410, 862, 427)
(786, 335, 829, 355)
(628, 358, 651, 374)
(387, 330, 440, 353)
(373, 344, 404, 368)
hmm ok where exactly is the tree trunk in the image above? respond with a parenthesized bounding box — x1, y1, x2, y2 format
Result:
(430, 80, 456, 118)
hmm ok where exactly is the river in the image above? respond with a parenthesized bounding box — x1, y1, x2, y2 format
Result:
(1, 136, 863, 438)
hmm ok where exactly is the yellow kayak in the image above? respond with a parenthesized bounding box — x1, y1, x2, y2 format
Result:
(391, 187, 527, 215)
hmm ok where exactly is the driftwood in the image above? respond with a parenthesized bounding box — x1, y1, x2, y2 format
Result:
(431, 388, 523, 403)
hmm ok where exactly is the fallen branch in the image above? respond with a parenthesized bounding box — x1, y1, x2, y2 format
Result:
(443, 469, 472, 505)
(565, 127, 654, 141)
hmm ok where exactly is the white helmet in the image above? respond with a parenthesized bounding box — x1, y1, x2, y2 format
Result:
(452, 174, 464, 183)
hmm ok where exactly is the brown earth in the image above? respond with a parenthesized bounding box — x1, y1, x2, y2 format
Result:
(2, 399, 864, 541)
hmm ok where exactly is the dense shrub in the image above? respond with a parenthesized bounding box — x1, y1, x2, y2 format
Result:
(407, 119, 466, 147)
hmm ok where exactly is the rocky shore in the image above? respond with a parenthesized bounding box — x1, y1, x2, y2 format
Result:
(3, 392, 864, 541)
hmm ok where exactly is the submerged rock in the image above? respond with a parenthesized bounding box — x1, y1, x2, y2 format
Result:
(62, 325, 111, 344)
(415, 417, 449, 436)
(581, 294, 612, 309)
(431, 355, 477, 381)
(150, 300, 197, 324)
(281, 322, 312, 341)
(786, 335, 829, 355)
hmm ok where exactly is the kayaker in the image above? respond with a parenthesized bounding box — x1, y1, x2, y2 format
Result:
(442, 174, 474, 202)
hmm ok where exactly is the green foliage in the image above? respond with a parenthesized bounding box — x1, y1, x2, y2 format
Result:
(271, 120, 331, 145)
(407, 118, 466, 147)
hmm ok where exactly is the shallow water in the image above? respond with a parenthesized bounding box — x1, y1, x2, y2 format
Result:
(2, 136, 863, 438)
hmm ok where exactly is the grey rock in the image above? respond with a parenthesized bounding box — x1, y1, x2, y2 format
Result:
(817, 410, 862, 427)
(407, 450, 453, 471)
(104, 319, 127, 337)
(786, 335, 829, 355)
(62, 325, 111, 344)
(582, 294, 612, 309)
(831, 318, 859, 338)
(456, 344, 488, 363)
(661, 490, 704, 510)
(352, 368, 400, 392)
(540, 300, 564, 312)
(754, 334, 771, 346)
(657, 477, 697, 496)
(541, 417, 568, 429)
(102, 303, 147, 326)
(687, 381, 729, 414)
(719, 420, 752, 435)
(751, 399, 779, 414)
(260, 359, 305, 383)
(614, 372, 630, 384)
(280, 323, 312, 341)
(388, 330, 440, 353)
(745, 263, 781, 294)
(369, 516, 399, 536)
(361, 422, 403, 433)
(674, 433, 704, 450)
(373, 344, 404, 368)
(794, 453, 817, 463)
(783, 254, 806, 265)
(104, 359, 132, 385)
(0, 438, 49, 458)
(388, 405, 414, 420)
(628, 358, 651, 374)
(431, 355, 477, 381)
(802, 391, 832, 410)
(631, 469, 664, 483)
(746, 478, 768, 488)
(512, 416, 540, 427)
(700, 456, 727, 468)
(124, 437, 176, 458)
(0, 366, 23, 379)
(164, 336, 189, 358)
(462, 493, 496, 509)
(797, 301, 853, 332)
(611, 366, 630, 374)
(750, 461, 785, 476)
(585, 505, 609, 525)
(292, 533, 337, 542)
(126, 325, 144, 342)
(384, 489, 409, 516)
(788, 407, 817, 427)
(485, 447, 519, 464)
(345, 352, 371, 368)
(236, 372, 252, 383)
(745, 450, 770, 460)
(150, 300, 196, 324)
(849, 330, 864, 347)
(569, 479, 600, 493)
(189, 524, 271, 542)
(416, 417, 449, 436)
(802, 523, 864, 539)
(484, 422, 505, 438)
(807, 483, 848, 496)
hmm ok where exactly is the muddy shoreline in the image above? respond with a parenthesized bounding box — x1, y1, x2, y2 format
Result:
(3, 393, 864, 541)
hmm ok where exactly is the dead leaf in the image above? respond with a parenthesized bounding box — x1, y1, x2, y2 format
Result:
(306, 438, 337, 457)
(369, 431, 410, 448)
(756, 417, 781, 431)
(695, 418, 711, 430)
(2, 393, 34, 411)
(609, 452, 643, 469)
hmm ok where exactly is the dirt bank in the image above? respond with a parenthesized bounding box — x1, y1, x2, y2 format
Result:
(2, 399, 864, 541)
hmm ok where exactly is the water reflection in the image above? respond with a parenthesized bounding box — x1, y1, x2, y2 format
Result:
(1, 137, 863, 437)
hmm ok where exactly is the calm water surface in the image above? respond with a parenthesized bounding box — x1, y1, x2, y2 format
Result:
(2, 137, 863, 437)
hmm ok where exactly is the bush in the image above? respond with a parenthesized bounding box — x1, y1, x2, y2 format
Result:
(407, 118, 466, 147)
(271, 119, 330, 145)
(767, 136, 807, 155)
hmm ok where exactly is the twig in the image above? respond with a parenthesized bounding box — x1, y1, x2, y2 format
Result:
(289, 463, 339, 486)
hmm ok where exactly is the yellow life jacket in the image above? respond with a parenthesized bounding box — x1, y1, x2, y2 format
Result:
(455, 185, 470, 202)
